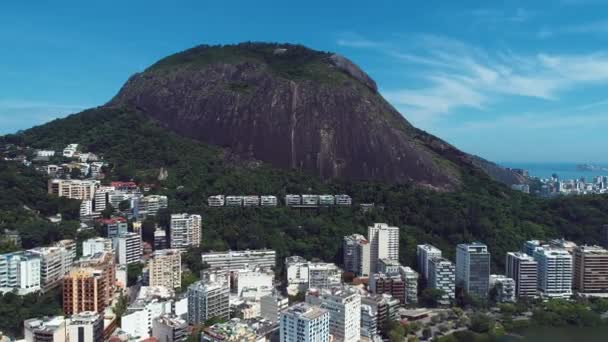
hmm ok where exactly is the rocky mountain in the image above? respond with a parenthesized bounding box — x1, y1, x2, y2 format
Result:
(108, 42, 522, 190)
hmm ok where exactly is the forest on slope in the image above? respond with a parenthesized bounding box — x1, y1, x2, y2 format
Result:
(2, 107, 608, 271)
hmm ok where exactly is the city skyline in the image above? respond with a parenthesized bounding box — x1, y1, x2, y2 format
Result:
(2, 0, 608, 163)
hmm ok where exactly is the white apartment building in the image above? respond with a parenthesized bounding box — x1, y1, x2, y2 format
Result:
(93, 186, 114, 213)
(260, 292, 289, 323)
(149, 249, 182, 289)
(306, 288, 361, 342)
(343, 234, 370, 276)
(187, 280, 230, 324)
(280, 303, 330, 342)
(67, 311, 103, 342)
(30, 241, 76, 292)
(490, 275, 516, 303)
(152, 314, 188, 342)
(506, 252, 538, 298)
(207, 195, 225, 207)
(36, 150, 56, 157)
(243, 196, 260, 206)
(48, 179, 99, 200)
(63, 144, 79, 157)
(400, 266, 419, 305)
(24, 316, 66, 342)
(286, 256, 310, 296)
(0, 251, 41, 295)
(170, 214, 202, 250)
(368, 223, 399, 274)
(428, 257, 455, 304)
(302, 194, 319, 206)
(318, 195, 335, 206)
(225, 196, 243, 207)
(80, 200, 93, 217)
(122, 288, 188, 340)
(260, 195, 278, 207)
(114, 232, 142, 265)
(235, 267, 274, 300)
(417, 244, 442, 280)
(334, 194, 352, 206)
(534, 247, 573, 298)
(137, 195, 168, 218)
(309, 262, 342, 290)
(284, 194, 302, 206)
(82, 237, 113, 257)
(201, 249, 276, 272)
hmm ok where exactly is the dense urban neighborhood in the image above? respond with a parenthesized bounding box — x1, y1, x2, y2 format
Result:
(1, 142, 608, 342)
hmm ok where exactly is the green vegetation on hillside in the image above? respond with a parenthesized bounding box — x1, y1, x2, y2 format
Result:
(2, 108, 608, 271)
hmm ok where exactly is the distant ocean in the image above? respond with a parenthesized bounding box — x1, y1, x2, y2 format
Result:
(500, 162, 608, 180)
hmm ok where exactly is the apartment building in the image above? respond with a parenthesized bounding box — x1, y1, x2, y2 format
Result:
(136, 195, 168, 218)
(285, 256, 310, 296)
(573, 245, 608, 294)
(260, 195, 278, 206)
(154, 227, 168, 250)
(152, 314, 188, 342)
(187, 280, 230, 324)
(149, 249, 182, 290)
(234, 267, 274, 300)
(318, 195, 335, 206)
(207, 195, 225, 207)
(368, 223, 399, 274)
(48, 179, 99, 200)
(76, 252, 115, 307)
(506, 252, 538, 298)
(114, 232, 142, 265)
(201, 249, 276, 272)
(97, 217, 128, 239)
(428, 257, 455, 304)
(284, 194, 302, 206)
(334, 194, 352, 206)
(82, 237, 113, 257)
(30, 242, 76, 292)
(534, 247, 573, 298)
(225, 196, 243, 207)
(24, 316, 66, 342)
(305, 288, 361, 342)
(456, 242, 491, 298)
(280, 303, 330, 342)
(63, 267, 107, 315)
(0, 251, 41, 294)
(67, 311, 103, 342)
(170, 214, 201, 250)
(417, 244, 442, 280)
(308, 262, 342, 290)
(343, 234, 370, 276)
(490, 275, 516, 302)
(243, 196, 260, 207)
(369, 273, 405, 303)
(260, 292, 289, 323)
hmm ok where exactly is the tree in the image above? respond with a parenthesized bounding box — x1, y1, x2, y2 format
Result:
(101, 204, 114, 219)
(469, 313, 494, 333)
(114, 293, 128, 321)
(127, 263, 143, 286)
(420, 288, 445, 308)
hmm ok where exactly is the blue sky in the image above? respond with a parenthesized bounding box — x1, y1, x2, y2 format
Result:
(2, 0, 608, 163)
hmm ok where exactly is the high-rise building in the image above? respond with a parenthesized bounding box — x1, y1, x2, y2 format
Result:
(154, 227, 168, 250)
(93, 186, 114, 213)
(75, 252, 115, 307)
(234, 267, 274, 300)
(305, 288, 361, 342)
(82, 238, 113, 257)
(369, 273, 405, 303)
(98, 218, 128, 239)
(114, 232, 142, 265)
(308, 262, 342, 290)
(136, 195, 168, 218)
(170, 214, 201, 250)
(378, 259, 401, 275)
(48, 179, 99, 200)
(428, 257, 455, 304)
(399, 266, 419, 305)
(343, 234, 370, 276)
(67, 311, 103, 342)
(30, 242, 76, 292)
(573, 245, 608, 294)
(24, 316, 66, 342)
(534, 247, 572, 298)
(149, 249, 182, 290)
(456, 242, 490, 298)
(187, 280, 230, 324)
(367, 223, 399, 273)
(505, 252, 538, 298)
(0, 251, 41, 295)
(416, 244, 442, 280)
(489, 275, 516, 302)
(152, 314, 188, 342)
(280, 303, 330, 342)
(201, 249, 276, 272)
(360, 303, 378, 339)
(260, 292, 289, 323)
(63, 267, 108, 315)
(285, 256, 310, 296)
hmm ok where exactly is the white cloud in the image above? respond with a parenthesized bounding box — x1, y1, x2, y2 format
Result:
(337, 33, 608, 124)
